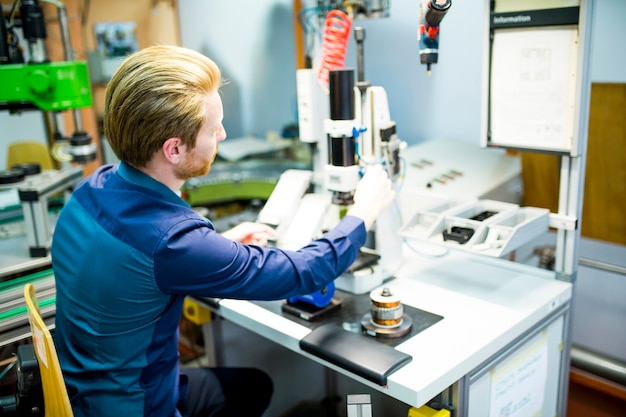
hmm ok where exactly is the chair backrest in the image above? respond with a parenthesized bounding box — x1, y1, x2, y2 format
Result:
(23, 283, 73, 417)
(7, 141, 55, 170)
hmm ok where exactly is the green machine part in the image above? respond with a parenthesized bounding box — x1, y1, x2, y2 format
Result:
(0, 60, 92, 111)
(0, 269, 55, 328)
(180, 160, 312, 207)
(182, 179, 278, 207)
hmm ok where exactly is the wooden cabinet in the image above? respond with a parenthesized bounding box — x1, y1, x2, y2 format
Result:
(567, 368, 626, 417)
(521, 83, 626, 245)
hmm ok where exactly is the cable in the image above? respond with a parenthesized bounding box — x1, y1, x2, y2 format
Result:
(397, 156, 407, 188)
(317, 9, 352, 94)
(297, 7, 319, 50)
(8, 0, 21, 25)
(297, 6, 333, 67)
(0, 359, 16, 382)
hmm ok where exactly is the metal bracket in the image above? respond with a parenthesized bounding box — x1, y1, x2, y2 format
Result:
(548, 213, 577, 231)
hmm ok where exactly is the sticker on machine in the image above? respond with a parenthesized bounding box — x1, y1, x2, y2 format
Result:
(33, 326, 48, 368)
(488, 331, 548, 417)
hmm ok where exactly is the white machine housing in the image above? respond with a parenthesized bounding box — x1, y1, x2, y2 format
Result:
(260, 72, 404, 294)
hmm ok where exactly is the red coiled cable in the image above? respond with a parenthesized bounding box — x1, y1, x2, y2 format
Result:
(317, 9, 352, 94)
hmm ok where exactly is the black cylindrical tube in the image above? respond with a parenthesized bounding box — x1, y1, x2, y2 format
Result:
(329, 136, 357, 167)
(329, 69, 354, 121)
(0, 15, 9, 64)
(20, 1, 47, 40)
(426, 0, 452, 26)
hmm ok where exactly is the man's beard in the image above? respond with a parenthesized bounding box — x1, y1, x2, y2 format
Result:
(174, 148, 216, 180)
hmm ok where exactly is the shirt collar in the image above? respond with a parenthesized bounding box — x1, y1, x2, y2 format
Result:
(117, 161, 190, 208)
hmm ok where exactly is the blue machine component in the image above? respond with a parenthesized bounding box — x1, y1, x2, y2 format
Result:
(288, 281, 335, 308)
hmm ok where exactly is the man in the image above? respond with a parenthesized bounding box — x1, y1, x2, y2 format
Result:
(51, 45, 395, 417)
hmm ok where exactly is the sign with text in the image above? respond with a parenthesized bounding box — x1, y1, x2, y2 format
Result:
(489, 332, 548, 417)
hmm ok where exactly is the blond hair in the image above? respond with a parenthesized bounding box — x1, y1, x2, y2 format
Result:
(104, 45, 222, 167)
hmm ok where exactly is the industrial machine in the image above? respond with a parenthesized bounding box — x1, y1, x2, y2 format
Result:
(0, 344, 45, 415)
(319, 64, 405, 295)
(0, 268, 55, 415)
(259, 21, 406, 331)
(1, 0, 95, 259)
(1, 0, 96, 163)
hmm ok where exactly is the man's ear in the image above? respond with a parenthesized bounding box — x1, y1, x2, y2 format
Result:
(162, 137, 184, 164)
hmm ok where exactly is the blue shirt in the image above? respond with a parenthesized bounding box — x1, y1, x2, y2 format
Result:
(51, 162, 366, 417)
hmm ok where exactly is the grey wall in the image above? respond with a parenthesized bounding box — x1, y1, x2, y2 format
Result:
(177, 0, 626, 148)
(588, 0, 626, 82)
(177, 0, 298, 141)
(2, 0, 625, 167)
(347, 0, 626, 146)
(343, 0, 486, 145)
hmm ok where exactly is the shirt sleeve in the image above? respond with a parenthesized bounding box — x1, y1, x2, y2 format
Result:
(153, 215, 366, 300)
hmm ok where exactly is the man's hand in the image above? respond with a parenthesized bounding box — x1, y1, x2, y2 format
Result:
(221, 222, 277, 246)
(347, 164, 395, 231)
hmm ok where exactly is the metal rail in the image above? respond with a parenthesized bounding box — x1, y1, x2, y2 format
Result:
(571, 344, 626, 387)
(578, 256, 626, 276)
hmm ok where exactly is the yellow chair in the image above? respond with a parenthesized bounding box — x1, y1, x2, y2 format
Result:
(23, 283, 73, 417)
(7, 141, 55, 170)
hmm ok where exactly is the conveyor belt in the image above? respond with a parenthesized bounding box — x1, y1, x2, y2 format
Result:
(0, 269, 56, 347)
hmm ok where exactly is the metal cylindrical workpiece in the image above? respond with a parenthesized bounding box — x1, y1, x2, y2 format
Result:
(329, 69, 354, 121)
(369, 287, 403, 328)
(362, 286, 413, 338)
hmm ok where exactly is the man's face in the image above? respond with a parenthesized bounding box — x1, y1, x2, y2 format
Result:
(175, 91, 226, 180)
